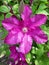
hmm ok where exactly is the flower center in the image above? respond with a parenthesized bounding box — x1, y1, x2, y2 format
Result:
(22, 27, 28, 33)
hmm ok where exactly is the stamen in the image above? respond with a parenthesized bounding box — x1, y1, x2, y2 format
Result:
(22, 27, 28, 33)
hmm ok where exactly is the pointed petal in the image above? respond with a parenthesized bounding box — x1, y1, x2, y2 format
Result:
(9, 46, 19, 60)
(31, 14, 47, 27)
(9, 46, 26, 61)
(2, 16, 19, 31)
(31, 27, 48, 44)
(19, 34, 32, 54)
(4, 31, 23, 45)
(21, 5, 32, 21)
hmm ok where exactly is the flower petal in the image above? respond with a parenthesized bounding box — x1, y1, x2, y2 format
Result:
(30, 27, 48, 44)
(9, 46, 19, 60)
(4, 31, 23, 45)
(9, 46, 17, 53)
(9, 46, 26, 61)
(19, 52, 25, 61)
(31, 14, 47, 27)
(19, 34, 32, 54)
(21, 5, 32, 21)
(10, 51, 19, 61)
(2, 16, 19, 31)
(17, 61, 28, 65)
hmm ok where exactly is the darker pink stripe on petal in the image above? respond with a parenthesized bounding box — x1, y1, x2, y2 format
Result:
(31, 14, 47, 27)
(19, 34, 32, 54)
(4, 31, 23, 45)
(21, 5, 32, 21)
(2, 16, 19, 31)
(30, 27, 48, 44)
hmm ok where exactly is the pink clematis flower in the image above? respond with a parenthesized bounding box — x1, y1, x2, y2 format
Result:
(9, 46, 28, 65)
(2, 5, 48, 54)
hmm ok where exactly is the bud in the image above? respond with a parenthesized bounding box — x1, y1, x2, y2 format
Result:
(19, 0, 25, 14)
(30, 0, 33, 4)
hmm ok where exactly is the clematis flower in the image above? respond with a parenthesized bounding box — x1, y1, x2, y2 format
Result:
(2, 5, 48, 54)
(9, 46, 28, 65)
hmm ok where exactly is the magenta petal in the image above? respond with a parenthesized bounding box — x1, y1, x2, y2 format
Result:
(31, 14, 47, 27)
(9, 46, 19, 60)
(9, 46, 26, 62)
(21, 5, 32, 21)
(4, 31, 23, 45)
(19, 53, 26, 61)
(17, 61, 28, 65)
(31, 27, 48, 44)
(9, 46, 17, 53)
(19, 34, 32, 54)
(2, 16, 19, 31)
(10, 52, 19, 60)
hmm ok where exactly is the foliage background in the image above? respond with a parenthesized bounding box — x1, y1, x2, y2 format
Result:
(0, 0, 49, 65)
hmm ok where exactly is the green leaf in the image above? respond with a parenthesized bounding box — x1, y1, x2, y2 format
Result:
(38, 3, 47, 10)
(26, 53, 31, 63)
(6, 50, 10, 56)
(0, 14, 4, 21)
(6, 13, 12, 18)
(35, 60, 39, 65)
(35, 3, 49, 15)
(36, 54, 49, 65)
(31, 44, 45, 57)
(1, 28, 8, 39)
(0, 51, 6, 58)
(31, 3, 38, 14)
(0, 44, 8, 53)
(36, 48, 44, 57)
(31, 47, 36, 54)
(24, 0, 29, 4)
(0, 20, 2, 27)
(0, 14, 4, 26)
(0, 5, 10, 13)
(3, 0, 12, 3)
(12, 4, 19, 14)
(41, 25, 49, 40)
(36, 10, 49, 15)
(0, 44, 10, 57)
(0, 29, 2, 32)
(40, 0, 47, 2)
